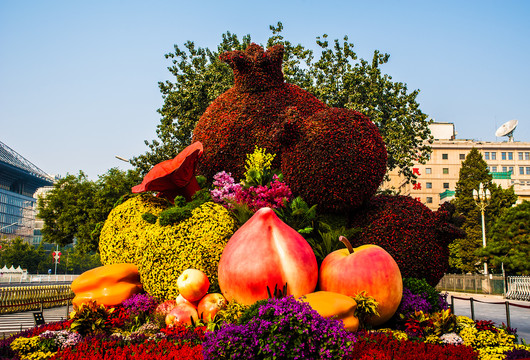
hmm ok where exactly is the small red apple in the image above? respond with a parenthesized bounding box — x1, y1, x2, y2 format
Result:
(319, 236, 402, 326)
(165, 303, 198, 327)
(218, 207, 318, 305)
(197, 293, 226, 321)
(154, 300, 177, 317)
(177, 268, 210, 302)
(176, 294, 198, 309)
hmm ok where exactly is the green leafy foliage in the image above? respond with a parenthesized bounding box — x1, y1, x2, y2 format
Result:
(157, 190, 212, 226)
(481, 200, 530, 275)
(37, 169, 142, 252)
(69, 301, 114, 336)
(354, 291, 380, 329)
(451, 148, 517, 273)
(0, 238, 47, 273)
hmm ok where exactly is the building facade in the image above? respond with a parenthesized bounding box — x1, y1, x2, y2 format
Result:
(383, 123, 530, 210)
(0, 141, 54, 243)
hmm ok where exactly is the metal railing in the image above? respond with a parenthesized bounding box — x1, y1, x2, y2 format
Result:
(436, 273, 505, 295)
(0, 274, 79, 284)
(449, 294, 530, 332)
(506, 276, 530, 301)
(0, 285, 74, 314)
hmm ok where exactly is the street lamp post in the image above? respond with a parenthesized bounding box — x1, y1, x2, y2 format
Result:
(473, 182, 491, 275)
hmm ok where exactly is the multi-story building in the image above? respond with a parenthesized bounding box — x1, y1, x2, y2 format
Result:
(382, 123, 530, 210)
(0, 141, 54, 243)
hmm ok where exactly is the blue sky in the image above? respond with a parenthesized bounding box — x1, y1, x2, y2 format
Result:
(1, 0, 529, 180)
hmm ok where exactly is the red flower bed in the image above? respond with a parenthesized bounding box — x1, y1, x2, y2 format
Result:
(349, 195, 463, 286)
(351, 332, 478, 360)
(51, 338, 203, 360)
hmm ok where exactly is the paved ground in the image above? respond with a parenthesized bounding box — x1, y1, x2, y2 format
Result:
(0, 305, 71, 338)
(447, 291, 530, 343)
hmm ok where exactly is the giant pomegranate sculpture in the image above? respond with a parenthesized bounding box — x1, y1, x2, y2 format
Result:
(192, 43, 327, 181)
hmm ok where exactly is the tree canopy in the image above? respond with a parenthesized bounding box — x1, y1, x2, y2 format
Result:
(481, 200, 530, 275)
(450, 148, 517, 273)
(131, 22, 432, 182)
(0, 238, 46, 273)
(37, 168, 141, 252)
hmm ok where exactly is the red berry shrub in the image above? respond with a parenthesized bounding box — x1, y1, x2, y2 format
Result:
(192, 43, 326, 181)
(280, 107, 387, 212)
(349, 195, 462, 286)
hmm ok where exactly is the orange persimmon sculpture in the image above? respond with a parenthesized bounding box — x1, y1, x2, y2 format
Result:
(71, 263, 143, 307)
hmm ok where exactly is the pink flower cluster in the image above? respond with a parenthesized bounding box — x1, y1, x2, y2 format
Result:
(211, 171, 292, 211)
(210, 171, 242, 206)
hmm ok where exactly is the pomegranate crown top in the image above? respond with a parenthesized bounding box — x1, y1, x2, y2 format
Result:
(219, 43, 285, 92)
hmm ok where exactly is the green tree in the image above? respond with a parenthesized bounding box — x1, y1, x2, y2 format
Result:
(131, 22, 431, 181)
(0, 237, 47, 273)
(37, 169, 141, 252)
(480, 201, 530, 275)
(450, 148, 517, 273)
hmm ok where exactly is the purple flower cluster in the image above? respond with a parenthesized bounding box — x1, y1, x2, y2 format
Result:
(397, 288, 432, 318)
(122, 293, 158, 314)
(202, 296, 356, 359)
(211, 171, 292, 211)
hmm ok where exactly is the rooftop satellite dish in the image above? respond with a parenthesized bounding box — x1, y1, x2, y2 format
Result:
(495, 119, 518, 142)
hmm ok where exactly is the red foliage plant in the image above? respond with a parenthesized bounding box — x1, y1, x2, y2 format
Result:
(351, 331, 478, 360)
(192, 43, 327, 181)
(279, 107, 387, 212)
(349, 195, 464, 286)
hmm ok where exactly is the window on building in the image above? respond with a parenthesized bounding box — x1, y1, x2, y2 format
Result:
(443, 183, 450, 189)
(491, 166, 497, 172)
(509, 166, 514, 173)
(459, 153, 466, 160)
(426, 182, 432, 189)
(426, 197, 433, 204)
(426, 168, 432, 174)
(491, 152, 497, 160)
(526, 152, 530, 160)
(485, 152, 490, 160)
(442, 153, 448, 160)
(501, 152, 507, 160)
(502, 166, 508, 172)
(521, 167, 525, 175)
(508, 152, 513, 160)
(519, 152, 524, 160)
(443, 168, 449, 174)
(527, 167, 530, 175)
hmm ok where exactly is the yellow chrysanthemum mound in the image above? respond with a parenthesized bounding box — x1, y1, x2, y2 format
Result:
(99, 194, 170, 265)
(137, 202, 236, 300)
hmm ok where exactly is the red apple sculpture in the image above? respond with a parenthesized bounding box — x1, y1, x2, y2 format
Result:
(176, 294, 198, 309)
(154, 299, 178, 317)
(218, 207, 318, 305)
(165, 303, 199, 327)
(319, 236, 402, 326)
(197, 293, 227, 321)
(177, 268, 210, 302)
